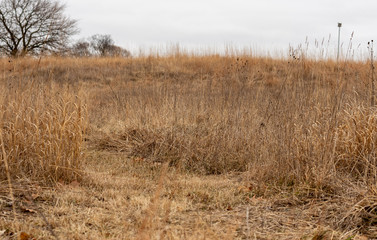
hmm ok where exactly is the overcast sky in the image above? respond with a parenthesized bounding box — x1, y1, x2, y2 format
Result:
(64, 0, 377, 57)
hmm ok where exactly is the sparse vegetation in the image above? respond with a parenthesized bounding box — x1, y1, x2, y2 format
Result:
(0, 53, 376, 239)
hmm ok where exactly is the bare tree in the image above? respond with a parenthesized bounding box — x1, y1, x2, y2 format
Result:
(69, 34, 131, 58)
(89, 34, 131, 57)
(71, 39, 91, 57)
(107, 45, 131, 58)
(89, 34, 115, 57)
(0, 0, 78, 57)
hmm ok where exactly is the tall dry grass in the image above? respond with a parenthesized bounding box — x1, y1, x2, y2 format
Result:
(0, 59, 86, 184)
(70, 55, 374, 191)
(1, 55, 375, 190)
(1, 55, 377, 237)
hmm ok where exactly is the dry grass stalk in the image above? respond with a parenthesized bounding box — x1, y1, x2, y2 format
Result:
(0, 126, 17, 224)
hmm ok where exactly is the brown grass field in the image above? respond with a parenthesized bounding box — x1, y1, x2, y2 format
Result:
(0, 53, 376, 239)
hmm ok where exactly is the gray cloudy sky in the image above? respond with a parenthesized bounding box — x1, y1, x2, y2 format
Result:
(64, 0, 377, 57)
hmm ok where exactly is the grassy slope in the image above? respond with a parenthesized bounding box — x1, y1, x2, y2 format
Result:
(0, 56, 376, 239)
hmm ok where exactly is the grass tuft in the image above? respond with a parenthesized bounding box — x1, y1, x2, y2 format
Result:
(0, 79, 86, 185)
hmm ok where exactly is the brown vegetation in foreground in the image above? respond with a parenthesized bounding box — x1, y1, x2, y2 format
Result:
(0, 55, 376, 239)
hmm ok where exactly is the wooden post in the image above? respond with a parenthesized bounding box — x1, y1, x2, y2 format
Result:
(337, 23, 342, 62)
(370, 40, 375, 107)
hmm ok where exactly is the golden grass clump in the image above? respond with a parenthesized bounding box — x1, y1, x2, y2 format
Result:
(0, 80, 86, 185)
(336, 104, 377, 181)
